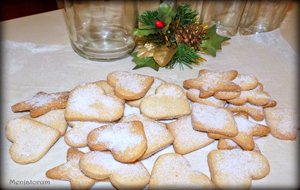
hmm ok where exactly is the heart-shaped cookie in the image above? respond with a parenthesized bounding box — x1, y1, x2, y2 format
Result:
(64, 121, 107, 147)
(80, 151, 150, 190)
(107, 71, 154, 100)
(167, 115, 214, 154)
(208, 150, 270, 188)
(87, 121, 147, 163)
(192, 103, 238, 137)
(65, 83, 124, 122)
(140, 83, 191, 120)
(6, 117, 60, 164)
(23, 109, 67, 136)
(121, 114, 174, 159)
(149, 153, 213, 189)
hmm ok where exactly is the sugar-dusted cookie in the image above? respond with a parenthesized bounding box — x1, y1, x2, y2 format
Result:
(11, 91, 69, 117)
(227, 103, 265, 121)
(121, 114, 173, 159)
(232, 74, 258, 90)
(79, 151, 150, 189)
(46, 148, 96, 189)
(64, 121, 107, 147)
(228, 83, 271, 106)
(192, 103, 238, 137)
(140, 83, 191, 120)
(208, 149, 270, 188)
(167, 116, 214, 154)
(87, 121, 147, 163)
(6, 117, 60, 164)
(127, 78, 165, 107)
(183, 69, 240, 98)
(208, 115, 270, 150)
(23, 109, 67, 136)
(218, 139, 261, 153)
(107, 71, 154, 100)
(65, 83, 124, 122)
(149, 153, 213, 189)
(263, 99, 277, 108)
(93, 80, 124, 102)
(186, 89, 226, 108)
(213, 90, 241, 100)
(264, 107, 298, 140)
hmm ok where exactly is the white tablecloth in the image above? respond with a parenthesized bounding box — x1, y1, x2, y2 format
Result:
(1, 9, 298, 189)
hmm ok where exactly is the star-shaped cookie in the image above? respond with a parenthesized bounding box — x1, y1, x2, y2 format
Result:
(11, 91, 69, 117)
(208, 115, 270, 150)
(46, 148, 96, 189)
(183, 69, 240, 98)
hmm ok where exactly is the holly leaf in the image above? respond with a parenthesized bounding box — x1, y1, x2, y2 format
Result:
(132, 52, 160, 71)
(200, 25, 230, 57)
(158, 3, 175, 27)
(133, 28, 157, 36)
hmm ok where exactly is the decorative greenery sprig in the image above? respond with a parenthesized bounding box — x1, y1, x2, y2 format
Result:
(132, 2, 230, 71)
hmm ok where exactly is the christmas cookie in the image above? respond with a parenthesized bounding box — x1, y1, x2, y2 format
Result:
(46, 148, 96, 189)
(87, 121, 147, 163)
(186, 88, 226, 108)
(65, 83, 124, 122)
(79, 151, 150, 189)
(227, 103, 265, 121)
(121, 114, 173, 159)
(107, 71, 154, 100)
(149, 153, 213, 189)
(23, 109, 67, 136)
(167, 115, 214, 154)
(208, 115, 270, 150)
(183, 69, 240, 98)
(11, 91, 69, 117)
(218, 139, 261, 153)
(231, 74, 258, 90)
(140, 83, 191, 120)
(264, 108, 298, 140)
(227, 83, 271, 106)
(64, 121, 107, 148)
(127, 78, 165, 107)
(6, 117, 60, 164)
(208, 150, 270, 188)
(191, 103, 238, 137)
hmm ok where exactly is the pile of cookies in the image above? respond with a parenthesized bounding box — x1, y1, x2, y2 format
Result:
(6, 70, 297, 189)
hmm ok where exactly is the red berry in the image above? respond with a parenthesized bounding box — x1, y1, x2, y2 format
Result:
(155, 20, 164, 28)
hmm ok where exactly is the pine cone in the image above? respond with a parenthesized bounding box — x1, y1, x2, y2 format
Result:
(175, 24, 206, 51)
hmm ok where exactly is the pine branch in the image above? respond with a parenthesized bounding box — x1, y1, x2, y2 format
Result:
(166, 43, 202, 69)
(175, 3, 198, 27)
(139, 10, 158, 26)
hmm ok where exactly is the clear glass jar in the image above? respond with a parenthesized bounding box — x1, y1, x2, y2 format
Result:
(63, 0, 137, 61)
(238, 0, 289, 35)
(199, 0, 246, 36)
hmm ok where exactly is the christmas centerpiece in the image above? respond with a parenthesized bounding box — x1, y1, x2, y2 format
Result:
(132, 3, 230, 71)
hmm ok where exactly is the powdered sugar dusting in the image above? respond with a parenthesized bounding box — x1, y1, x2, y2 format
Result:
(68, 84, 104, 116)
(8, 118, 58, 158)
(66, 122, 105, 145)
(213, 150, 267, 183)
(192, 103, 233, 130)
(156, 84, 185, 98)
(84, 151, 149, 177)
(25, 93, 60, 108)
(113, 71, 149, 93)
(121, 114, 172, 157)
(234, 116, 253, 134)
(170, 116, 213, 150)
(233, 74, 255, 86)
(96, 122, 143, 153)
